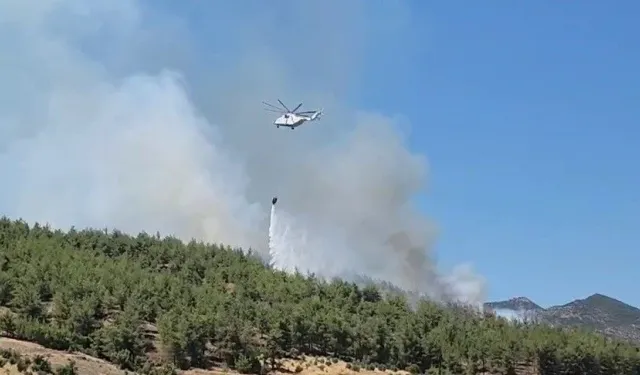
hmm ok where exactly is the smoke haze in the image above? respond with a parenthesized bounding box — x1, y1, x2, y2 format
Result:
(0, 0, 486, 305)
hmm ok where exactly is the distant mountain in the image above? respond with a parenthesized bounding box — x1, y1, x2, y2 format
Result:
(485, 294, 640, 343)
(485, 297, 543, 312)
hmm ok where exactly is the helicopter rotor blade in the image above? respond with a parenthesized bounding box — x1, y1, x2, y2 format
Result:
(263, 108, 284, 113)
(291, 102, 303, 113)
(262, 101, 283, 111)
(277, 99, 291, 113)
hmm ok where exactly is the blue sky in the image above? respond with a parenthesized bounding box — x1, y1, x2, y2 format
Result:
(357, 1, 639, 307)
(146, 1, 640, 307)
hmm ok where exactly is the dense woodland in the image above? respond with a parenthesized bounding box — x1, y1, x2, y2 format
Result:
(0, 217, 639, 375)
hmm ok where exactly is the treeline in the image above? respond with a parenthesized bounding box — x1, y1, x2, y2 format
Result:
(0, 217, 639, 375)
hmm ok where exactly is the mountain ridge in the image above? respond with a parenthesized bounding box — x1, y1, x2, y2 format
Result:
(484, 293, 640, 343)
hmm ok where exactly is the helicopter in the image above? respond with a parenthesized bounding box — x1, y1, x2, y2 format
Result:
(262, 99, 323, 129)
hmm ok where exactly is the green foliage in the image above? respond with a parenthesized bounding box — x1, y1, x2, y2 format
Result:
(91, 309, 147, 370)
(234, 353, 262, 374)
(55, 360, 78, 375)
(16, 357, 29, 372)
(31, 355, 53, 373)
(0, 217, 639, 374)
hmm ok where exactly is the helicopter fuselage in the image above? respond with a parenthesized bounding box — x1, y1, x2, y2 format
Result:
(274, 113, 311, 129)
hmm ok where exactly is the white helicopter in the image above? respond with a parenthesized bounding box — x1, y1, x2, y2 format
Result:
(262, 99, 323, 129)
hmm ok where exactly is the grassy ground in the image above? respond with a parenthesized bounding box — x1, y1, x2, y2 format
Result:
(0, 337, 414, 375)
(0, 338, 123, 375)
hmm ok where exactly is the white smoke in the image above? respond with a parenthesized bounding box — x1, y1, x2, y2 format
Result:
(269, 201, 486, 306)
(1, 69, 264, 251)
(492, 308, 541, 323)
(0, 0, 487, 305)
(0, 0, 265, 251)
(269, 202, 358, 280)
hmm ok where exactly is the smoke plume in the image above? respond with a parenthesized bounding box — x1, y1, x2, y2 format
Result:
(0, 0, 486, 305)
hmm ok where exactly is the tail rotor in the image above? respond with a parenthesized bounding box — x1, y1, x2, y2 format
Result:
(313, 109, 323, 120)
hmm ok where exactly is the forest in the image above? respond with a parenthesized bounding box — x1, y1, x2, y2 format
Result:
(0, 216, 639, 375)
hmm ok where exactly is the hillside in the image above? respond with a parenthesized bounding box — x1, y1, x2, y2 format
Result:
(485, 295, 640, 343)
(485, 297, 543, 312)
(0, 218, 639, 375)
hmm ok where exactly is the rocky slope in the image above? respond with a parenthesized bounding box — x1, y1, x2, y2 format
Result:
(485, 294, 640, 343)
